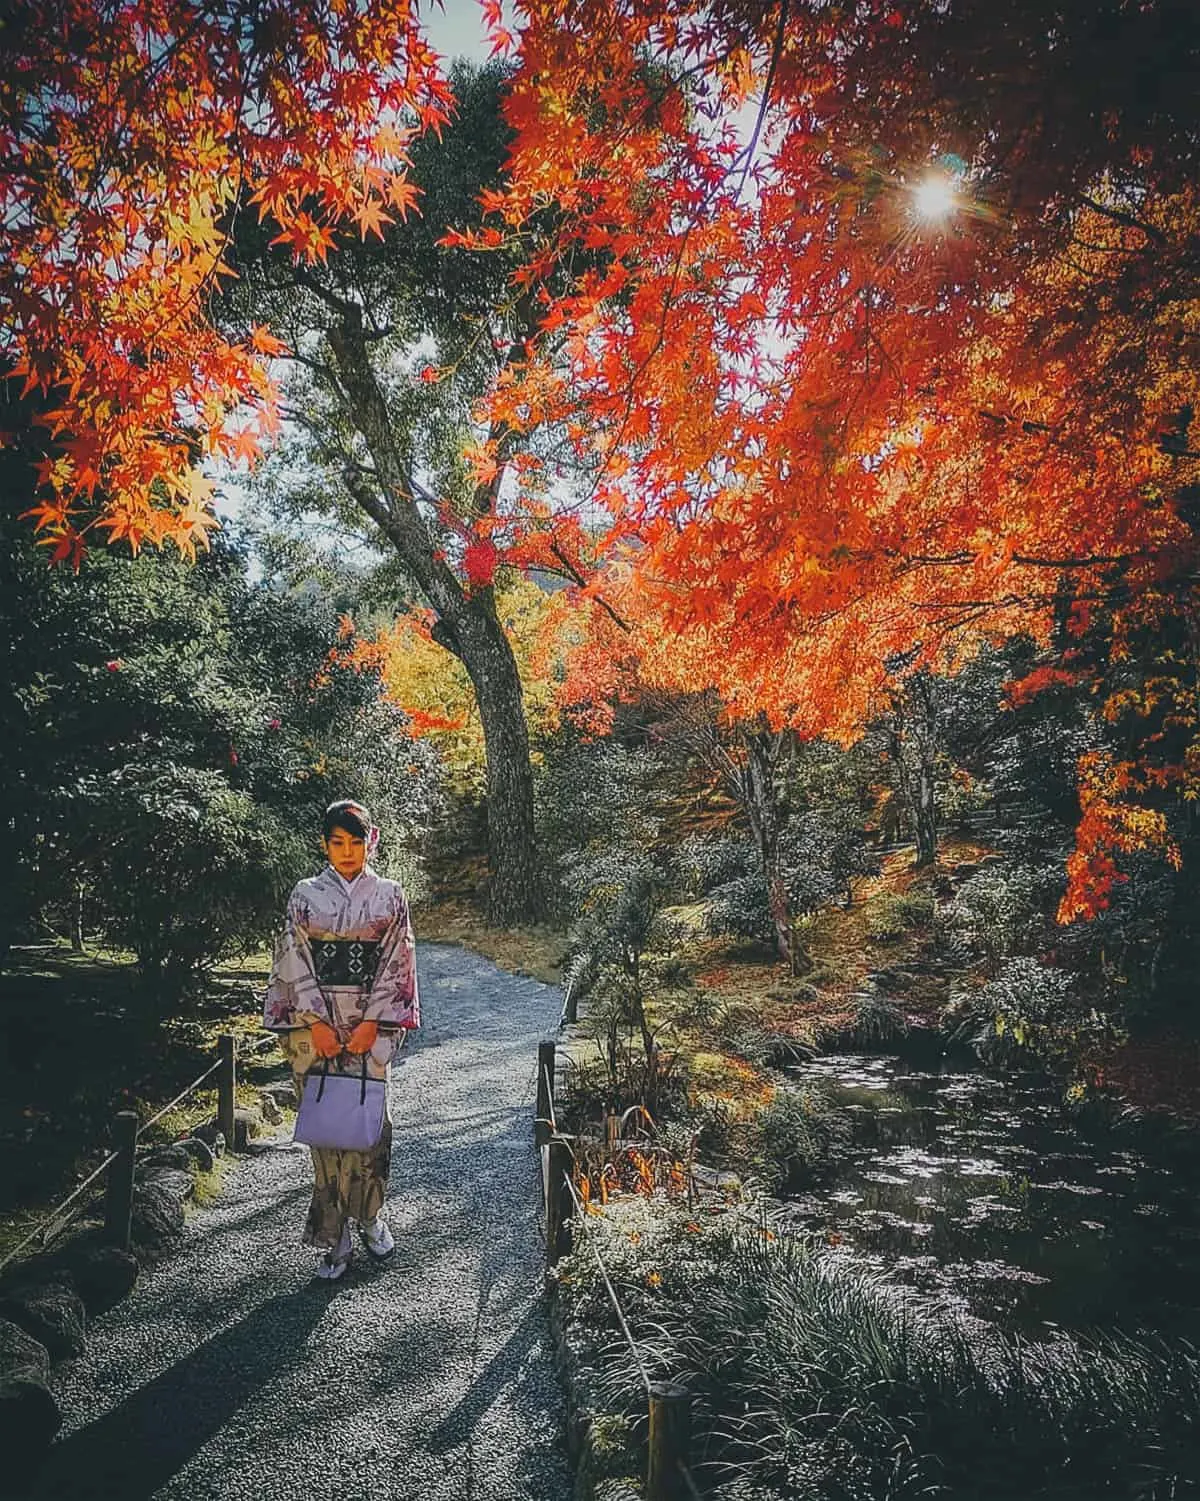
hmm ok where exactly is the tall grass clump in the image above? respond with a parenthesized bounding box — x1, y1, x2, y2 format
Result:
(555, 1201, 1200, 1500)
(819, 991, 910, 1050)
(864, 889, 934, 943)
(754, 1084, 852, 1194)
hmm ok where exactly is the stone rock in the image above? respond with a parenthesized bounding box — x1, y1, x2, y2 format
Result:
(0, 1272, 85, 1368)
(140, 1143, 195, 1172)
(177, 1135, 216, 1174)
(233, 1107, 263, 1151)
(0, 1319, 49, 1384)
(871, 967, 916, 993)
(0, 1317, 61, 1457)
(0, 1278, 86, 1361)
(259, 1082, 298, 1108)
(141, 1166, 195, 1203)
(689, 1163, 743, 1195)
(49, 1239, 138, 1315)
(129, 1182, 185, 1262)
(258, 1090, 283, 1125)
(192, 1121, 226, 1157)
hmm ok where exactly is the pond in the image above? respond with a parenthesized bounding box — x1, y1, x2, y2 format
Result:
(782, 1049, 1200, 1341)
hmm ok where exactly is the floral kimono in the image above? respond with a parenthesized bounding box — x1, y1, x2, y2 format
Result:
(263, 864, 420, 1249)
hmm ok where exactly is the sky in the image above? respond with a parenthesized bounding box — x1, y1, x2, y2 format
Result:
(421, 1, 498, 64)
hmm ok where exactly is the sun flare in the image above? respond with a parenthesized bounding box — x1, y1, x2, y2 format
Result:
(912, 174, 958, 221)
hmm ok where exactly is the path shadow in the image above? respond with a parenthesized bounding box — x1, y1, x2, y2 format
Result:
(25, 1287, 330, 1501)
(419, 1299, 571, 1501)
(424, 1302, 541, 1455)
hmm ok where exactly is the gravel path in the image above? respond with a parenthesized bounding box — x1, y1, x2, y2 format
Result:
(26, 943, 573, 1501)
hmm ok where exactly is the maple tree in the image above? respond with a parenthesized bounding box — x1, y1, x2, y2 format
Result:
(1, 0, 451, 562)
(472, 0, 1200, 922)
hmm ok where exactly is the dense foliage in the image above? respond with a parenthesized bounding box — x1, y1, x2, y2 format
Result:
(0, 515, 439, 996)
(3, 0, 450, 558)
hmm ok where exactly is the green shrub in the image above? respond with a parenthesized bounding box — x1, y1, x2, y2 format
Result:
(821, 993, 909, 1049)
(865, 890, 933, 942)
(939, 862, 1055, 965)
(668, 979, 723, 1028)
(947, 956, 1116, 1068)
(653, 955, 694, 989)
(674, 832, 758, 897)
(705, 873, 774, 943)
(777, 806, 880, 911)
(535, 737, 668, 922)
(82, 766, 298, 998)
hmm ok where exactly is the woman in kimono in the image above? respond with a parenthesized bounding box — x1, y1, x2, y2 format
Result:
(263, 799, 420, 1280)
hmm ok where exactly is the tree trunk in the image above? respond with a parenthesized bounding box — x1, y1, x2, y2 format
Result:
(626, 949, 655, 1062)
(913, 756, 938, 867)
(744, 732, 807, 975)
(889, 673, 940, 869)
(71, 879, 85, 952)
(449, 607, 547, 926)
(765, 855, 805, 975)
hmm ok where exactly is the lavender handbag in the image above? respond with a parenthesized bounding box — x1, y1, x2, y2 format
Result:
(294, 1055, 386, 1151)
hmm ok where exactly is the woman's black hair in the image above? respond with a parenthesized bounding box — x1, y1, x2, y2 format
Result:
(322, 800, 371, 842)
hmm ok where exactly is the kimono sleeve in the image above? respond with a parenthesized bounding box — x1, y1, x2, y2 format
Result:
(363, 886, 420, 1031)
(263, 887, 332, 1031)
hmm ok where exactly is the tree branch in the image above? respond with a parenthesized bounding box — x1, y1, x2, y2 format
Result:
(733, 0, 789, 204)
(291, 265, 356, 316)
(1078, 194, 1166, 248)
(325, 304, 465, 621)
(547, 539, 631, 632)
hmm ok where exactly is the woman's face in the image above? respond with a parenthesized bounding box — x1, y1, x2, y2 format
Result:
(324, 826, 367, 881)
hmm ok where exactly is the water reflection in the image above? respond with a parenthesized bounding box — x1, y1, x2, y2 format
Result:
(782, 1052, 1200, 1339)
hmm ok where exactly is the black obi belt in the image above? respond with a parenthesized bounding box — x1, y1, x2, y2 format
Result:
(312, 938, 382, 988)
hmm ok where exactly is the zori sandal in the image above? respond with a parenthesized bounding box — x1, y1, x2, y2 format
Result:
(315, 1225, 353, 1280)
(316, 1250, 350, 1281)
(360, 1215, 395, 1259)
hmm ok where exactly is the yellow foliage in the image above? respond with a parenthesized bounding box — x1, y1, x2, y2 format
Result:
(368, 577, 582, 797)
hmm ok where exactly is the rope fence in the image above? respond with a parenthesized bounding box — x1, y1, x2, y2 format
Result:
(0, 1032, 240, 1277)
(0, 1149, 124, 1275)
(140, 1055, 225, 1134)
(536, 1035, 705, 1501)
(562, 1173, 654, 1395)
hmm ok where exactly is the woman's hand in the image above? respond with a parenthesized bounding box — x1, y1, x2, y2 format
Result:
(345, 1019, 379, 1056)
(310, 1019, 343, 1059)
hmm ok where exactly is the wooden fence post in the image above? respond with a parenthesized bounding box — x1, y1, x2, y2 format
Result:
(646, 1381, 692, 1501)
(218, 1033, 237, 1153)
(535, 1039, 556, 1148)
(562, 978, 579, 1025)
(545, 1134, 573, 1271)
(104, 1110, 139, 1252)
